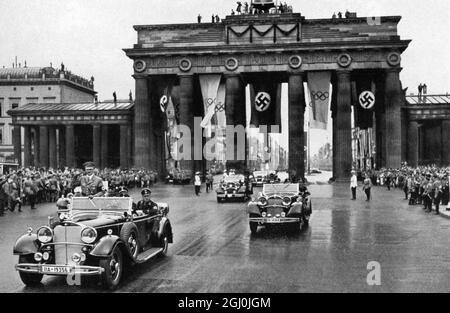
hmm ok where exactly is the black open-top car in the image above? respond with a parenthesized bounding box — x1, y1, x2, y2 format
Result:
(216, 174, 250, 202)
(13, 196, 173, 290)
(247, 183, 312, 234)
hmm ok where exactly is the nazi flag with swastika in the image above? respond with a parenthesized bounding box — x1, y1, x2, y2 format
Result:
(352, 77, 376, 129)
(249, 77, 282, 133)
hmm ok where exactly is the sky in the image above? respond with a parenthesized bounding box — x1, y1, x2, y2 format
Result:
(1, 0, 449, 153)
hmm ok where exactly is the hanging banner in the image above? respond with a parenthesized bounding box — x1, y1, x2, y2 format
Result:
(199, 75, 221, 136)
(215, 84, 226, 129)
(354, 77, 375, 129)
(307, 71, 331, 130)
(250, 77, 281, 133)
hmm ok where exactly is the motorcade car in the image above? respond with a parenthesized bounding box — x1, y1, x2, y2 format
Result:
(13, 196, 173, 290)
(173, 169, 193, 184)
(252, 171, 268, 187)
(216, 174, 250, 202)
(247, 183, 312, 234)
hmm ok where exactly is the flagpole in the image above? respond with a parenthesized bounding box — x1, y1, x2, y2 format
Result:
(307, 120, 311, 175)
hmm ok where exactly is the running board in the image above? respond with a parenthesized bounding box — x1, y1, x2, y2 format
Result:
(136, 247, 163, 263)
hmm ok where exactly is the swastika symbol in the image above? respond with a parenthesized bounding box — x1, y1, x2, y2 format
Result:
(255, 92, 271, 112)
(359, 91, 375, 109)
(160, 95, 168, 112)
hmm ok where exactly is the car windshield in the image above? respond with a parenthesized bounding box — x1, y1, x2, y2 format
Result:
(223, 175, 244, 182)
(263, 183, 299, 195)
(254, 171, 267, 177)
(70, 197, 132, 218)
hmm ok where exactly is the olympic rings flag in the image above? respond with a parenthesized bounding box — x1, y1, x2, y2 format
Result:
(199, 74, 222, 137)
(307, 71, 331, 130)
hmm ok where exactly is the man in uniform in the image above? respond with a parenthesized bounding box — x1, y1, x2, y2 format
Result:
(80, 162, 104, 197)
(134, 188, 158, 216)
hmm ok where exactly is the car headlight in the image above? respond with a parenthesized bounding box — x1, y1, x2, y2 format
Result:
(258, 197, 268, 206)
(37, 226, 53, 243)
(81, 227, 97, 244)
(282, 196, 291, 206)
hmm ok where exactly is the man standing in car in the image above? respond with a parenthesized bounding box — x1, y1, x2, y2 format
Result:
(80, 162, 104, 197)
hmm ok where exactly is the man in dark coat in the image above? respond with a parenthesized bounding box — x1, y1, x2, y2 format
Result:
(0, 175, 9, 216)
(134, 188, 158, 216)
(79, 162, 104, 197)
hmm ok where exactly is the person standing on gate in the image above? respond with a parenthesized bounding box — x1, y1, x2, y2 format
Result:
(350, 170, 357, 200)
(194, 171, 202, 196)
(362, 173, 372, 201)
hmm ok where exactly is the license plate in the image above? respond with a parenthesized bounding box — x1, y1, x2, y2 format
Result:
(267, 217, 281, 223)
(227, 194, 232, 197)
(41, 265, 72, 274)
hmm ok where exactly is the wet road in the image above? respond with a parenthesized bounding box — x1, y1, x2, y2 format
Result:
(1, 181, 450, 293)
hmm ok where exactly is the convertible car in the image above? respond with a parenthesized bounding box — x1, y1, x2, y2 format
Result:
(247, 183, 312, 234)
(216, 174, 250, 202)
(13, 197, 173, 290)
(252, 171, 268, 187)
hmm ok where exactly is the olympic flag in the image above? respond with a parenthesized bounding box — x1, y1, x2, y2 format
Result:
(307, 71, 331, 130)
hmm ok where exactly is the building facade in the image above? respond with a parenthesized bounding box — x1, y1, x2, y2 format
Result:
(0, 65, 95, 163)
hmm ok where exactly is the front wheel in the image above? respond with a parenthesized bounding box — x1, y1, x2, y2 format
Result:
(99, 245, 123, 290)
(18, 255, 43, 286)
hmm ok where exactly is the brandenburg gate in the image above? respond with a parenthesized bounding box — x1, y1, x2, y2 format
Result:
(124, 11, 410, 181)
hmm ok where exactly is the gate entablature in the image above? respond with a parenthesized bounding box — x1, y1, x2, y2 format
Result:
(125, 14, 410, 76)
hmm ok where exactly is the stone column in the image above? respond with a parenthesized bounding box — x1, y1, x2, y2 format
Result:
(58, 127, 66, 168)
(23, 126, 32, 167)
(101, 125, 108, 168)
(335, 71, 352, 181)
(39, 126, 49, 168)
(33, 127, 40, 167)
(407, 120, 419, 167)
(288, 73, 306, 179)
(134, 77, 152, 169)
(65, 125, 75, 168)
(12, 126, 21, 165)
(442, 120, 450, 166)
(179, 75, 195, 172)
(120, 124, 129, 169)
(127, 123, 133, 169)
(225, 74, 246, 171)
(384, 68, 403, 168)
(93, 125, 101, 168)
(48, 126, 57, 169)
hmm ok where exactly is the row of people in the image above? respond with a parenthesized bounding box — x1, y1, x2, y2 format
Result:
(376, 166, 450, 214)
(0, 162, 159, 216)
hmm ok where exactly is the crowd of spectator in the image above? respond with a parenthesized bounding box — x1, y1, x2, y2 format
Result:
(0, 167, 159, 216)
(366, 165, 450, 214)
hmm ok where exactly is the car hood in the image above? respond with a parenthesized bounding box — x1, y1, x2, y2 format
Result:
(78, 215, 125, 228)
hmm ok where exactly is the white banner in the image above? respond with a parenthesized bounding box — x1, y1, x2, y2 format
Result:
(199, 74, 221, 136)
(307, 71, 331, 130)
(216, 83, 226, 128)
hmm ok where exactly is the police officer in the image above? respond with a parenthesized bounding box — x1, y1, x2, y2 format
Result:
(135, 188, 158, 216)
(80, 161, 104, 197)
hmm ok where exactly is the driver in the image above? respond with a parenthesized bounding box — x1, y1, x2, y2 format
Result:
(80, 161, 104, 197)
(134, 188, 158, 216)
